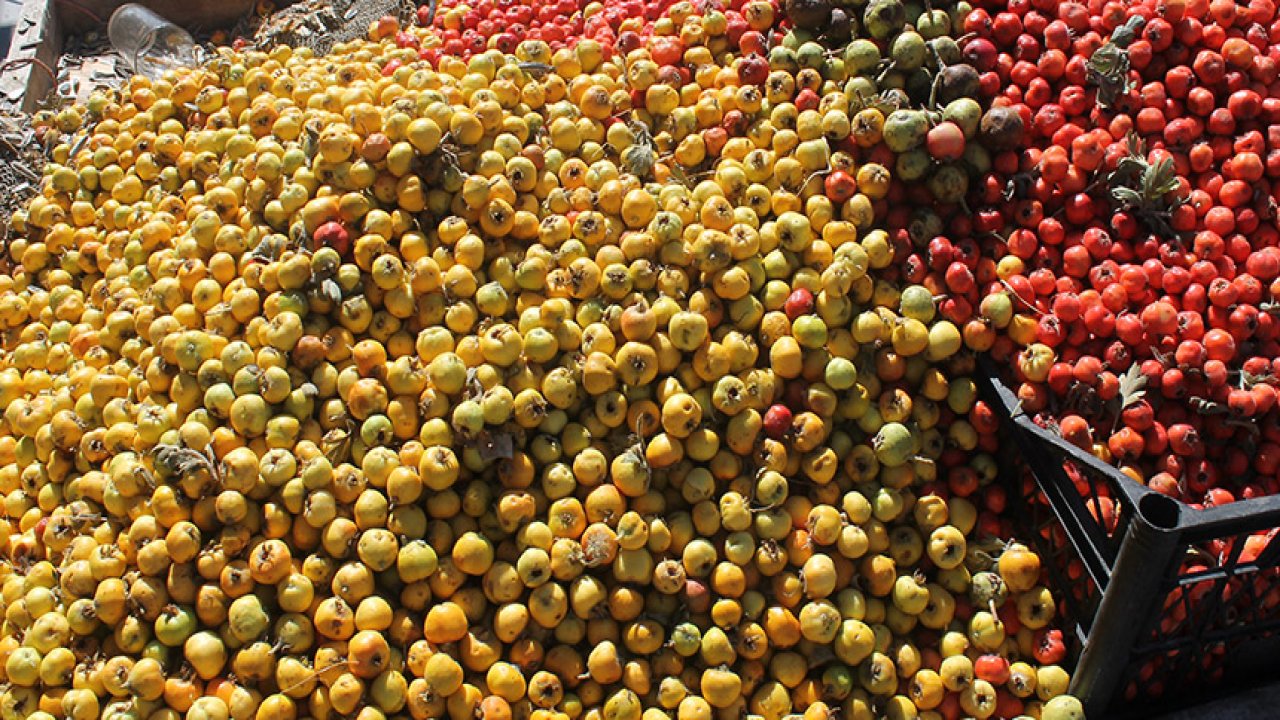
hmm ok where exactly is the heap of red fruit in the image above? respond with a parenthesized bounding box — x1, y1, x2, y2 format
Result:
(413, 0, 766, 64)
(417, 0, 590, 61)
(953, 0, 1280, 513)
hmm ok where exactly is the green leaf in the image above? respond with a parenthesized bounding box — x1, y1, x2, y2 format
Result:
(1111, 187, 1144, 206)
(1110, 16, 1147, 48)
(1143, 173, 1180, 199)
(1148, 159, 1176, 185)
(1090, 54, 1118, 74)
(1116, 157, 1146, 176)
(1121, 153, 1144, 167)
(1125, 132, 1146, 157)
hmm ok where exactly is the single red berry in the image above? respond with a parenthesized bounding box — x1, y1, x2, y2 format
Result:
(762, 404, 793, 440)
(784, 288, 815, 320)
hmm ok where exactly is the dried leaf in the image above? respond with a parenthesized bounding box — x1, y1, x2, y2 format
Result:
(320, 278, 343, 306)
(153, 444, 214, 477)
(1118, 363, 1148, 409)
(1086, 41, 1135, 109)
(475, 431, 514, 462)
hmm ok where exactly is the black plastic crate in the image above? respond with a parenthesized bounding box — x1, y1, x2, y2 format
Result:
(975, 358, 1280, 717)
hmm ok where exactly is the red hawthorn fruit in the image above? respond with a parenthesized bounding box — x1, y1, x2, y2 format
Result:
(1121, 400, 1156, 431)
(795, 88, 820, 112)
(1168, 424, 1203, 457)
(784, 288, 814, 320)
(1204, 487, 1235, 508)
(1096, 371, 1121, 401)
(1071, 355, 1104, 385)
(762, 404, 792, 440)
(1059, 414, 1093, 449)
(1035, 629, 1069, 667)
(824, 171, 857, 204)
(1108, 426, 1146, 461)
(927, 122, 968, 161)
(1228, 388, 1259, 416)
(1149, 472, 1180, 497)
(315, 221, 352, 258)
(738, 54, 769, 86)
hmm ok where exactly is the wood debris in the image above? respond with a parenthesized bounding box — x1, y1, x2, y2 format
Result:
(0, 111, 46, 241)
(243, 0, 418, 55)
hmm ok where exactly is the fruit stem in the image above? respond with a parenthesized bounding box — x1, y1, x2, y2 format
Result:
(998, 279, 1046, 317)
(926, 44, 948, 110)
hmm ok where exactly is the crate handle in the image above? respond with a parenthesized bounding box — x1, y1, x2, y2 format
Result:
(1071, 492, 1182, 715)
(1137, 493, 1182, 531)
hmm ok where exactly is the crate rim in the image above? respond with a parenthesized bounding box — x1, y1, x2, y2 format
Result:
(977, 354, 1280, 535)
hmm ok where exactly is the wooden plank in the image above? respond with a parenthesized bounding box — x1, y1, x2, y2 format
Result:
(0, 0, 60, 113)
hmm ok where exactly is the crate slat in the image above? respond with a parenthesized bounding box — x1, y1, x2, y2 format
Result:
(980, 355, 1280, 715)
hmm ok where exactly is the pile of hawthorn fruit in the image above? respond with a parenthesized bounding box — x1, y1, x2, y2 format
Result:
(0, 0, 1276, 718)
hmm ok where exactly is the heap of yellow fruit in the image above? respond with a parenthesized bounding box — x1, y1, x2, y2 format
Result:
(0, 4, 1083, 720)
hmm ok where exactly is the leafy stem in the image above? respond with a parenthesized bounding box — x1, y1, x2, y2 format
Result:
(1086, 16, 1146, 109)
(1107, 132, 1187, 238)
